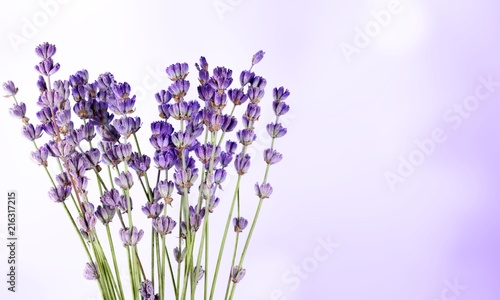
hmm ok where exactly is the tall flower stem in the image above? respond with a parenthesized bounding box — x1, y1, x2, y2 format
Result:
(106, 224, 125, 300)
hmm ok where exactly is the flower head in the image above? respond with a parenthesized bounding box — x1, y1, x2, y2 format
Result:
(233, 217, 248, 233)
(166, 63, 189, 81)
(119, 226, 144, 246)
(152, 215, 177, 235)
(35, 42, 57, 60)
(255, 182, 273, 199)
(3, 81, 18, 97)
(139, 280, 156, 300)
(252, 50, 265, 66)
(231, 266, 246, 283)
(83, 262, 98, 280)
(48, 185, 72, 203)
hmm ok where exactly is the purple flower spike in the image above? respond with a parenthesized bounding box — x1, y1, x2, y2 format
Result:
(233, 217, 248, 233)
(35, 42, 57, 60)
(252, 50, 265, 66)
(231, 266, 246, 283)
(234, 153, 251, 175)
(35, 58, 60, 76)
(153, 215, 177, 236)
(140, 280, 156, 300)
(114, 171, 134, 190)
(9, 102, 27, 119)
(83, 262, 98, 280)
(95, 205, 115, 225)
(166, 62, 189, 81)
(22, 124, 43, 141)
(266, 123, 287, 138)
(119, 226, 144, 246)
(142, 202, 164, 219)
(264, 149, 283, 165)
(30, 146, 49, 166)
(236, 129, 256, 146)
(48, 185, 72, 203)
(3, 81, 18, 97)
(255, 182, 273, 199)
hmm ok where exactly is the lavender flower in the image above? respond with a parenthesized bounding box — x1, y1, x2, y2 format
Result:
(255, 182, 273, 199)
(48, 185, 72, 203)
(231, 266, 246, 283)
(198, 84, 215, 102)
(100, 188, 123, 209)
(252, 50, 265, 66)
(209, 67, 233, 92)
(155, 89, 172, 104)
(166, 63, 189, 81)
(95, 205, 115, 225)
(83, 262, 98, 280)
(247, 87, 265, 104)
(3, 81, 18, 97)
(156, 180, 175, 205)
(171, 132, 194, 150)
(22, 124, 43, 141)
(273, 86, 290, 102)
(239, 71, 255, 87)
(153, 150, 176, 170)
(234, 153, 251, 175)
(266, 123, 287, 138)
(47, 140, 75, 158)
(189, 205, 205, 232)
(114, 171, 134, 190)
(37, 75, 47, 93)
(264, 149, 283, 165)
(174, 247, 186, 263)
(78, 211, 97, 235)
(173, 168, 199, 189)
(35, 58, 60, 76)
(208, 196, 220, 213)
(151, 120, 174, 137)
(35, 42, 57, 60)
(168, 80, 190, 101)
(233, 217, 248, 232)
(193, 266, 205, 284)
(30, 146, 49, 166)
(228, 88, 248, 106)
(273, 101, 290, 116)
(152, 215, 177, 235)
(113, 116, 141, 138)
(221, 115, 238, 133)
(36, 107, 52, 124)
(56, 172, 71, 186)
(139, 280, 156, 300)
(9, 103, 26, 119)
(142, 202, 164, 219)
(119, 226, 144, 247)
(128, 153, 151, 176)
(236, 129, 256, 146)
(102, 143, 132, 166)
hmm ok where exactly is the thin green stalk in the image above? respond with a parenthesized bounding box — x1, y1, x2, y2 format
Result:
(106, 225, 125, 300)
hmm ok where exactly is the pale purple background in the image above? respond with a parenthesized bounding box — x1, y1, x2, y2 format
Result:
(1, 0, 500, 299)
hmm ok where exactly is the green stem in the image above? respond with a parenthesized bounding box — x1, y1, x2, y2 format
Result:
(106, 225, 125, 300)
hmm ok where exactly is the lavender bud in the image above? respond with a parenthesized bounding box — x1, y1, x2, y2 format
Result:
(252, 50, 265, 66)
(244, 103, 261, 122)
(264, 149, 283, 165)
(236, 129, 256, 146)
(255, 182, 273, 199)
(37, 75, 47, 93)
(209, 67, 233, 92)
(35, 58, 60, 76)
(198, 84, 215, 102)
(139, 280, 156, 300)
(100, 188, 122, 209)
(228, 88, 248, 106)
(95, 205, 115, 225)
(231, 266, 246, 283)
(114, 171, 134, 190)
(166, 63, 189, 81)
(151, 121, 174, 137)
(247, 87, 265, 104)
(234, 153, 251, 175)
(83, 262, 98, 280)
(168, 80, 190, 102)
(129, 153, 151, 177)
(233, 217, 249, 233)
(273, 101, 290, 116)
(9, 103, 26, 119)
(35, 42, 57, 60)
(56, 172, 71, 186)
(193, 266, 205, 284)
(157, 180, 175, 205)
(239, 71, 255, 87)
(142, 202, 164, 219)
(221, 115, 238, 133)
(48, 185, 72, 203)
(3, 81, 18, 97)
(119, 226, 144, 246)
(36, 107, 52, 124)
(174, 247, 186, 263)
(31, 146, 49, 166)
(113, 116, 141, 138)
(173, 168, 198, 189)
(154, 150, 176, 171)
(22, 124, 43, 141)
(208, 196, 220, 213)
(273, 86, 290, 102)
(152, 215, 177, 235)
(155, 90, 172, 104)
(266, 123, 287, 138)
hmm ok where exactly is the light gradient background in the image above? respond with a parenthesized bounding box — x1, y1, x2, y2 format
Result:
(1, 0, 500, 299)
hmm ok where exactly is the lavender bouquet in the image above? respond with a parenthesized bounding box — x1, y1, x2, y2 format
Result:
(3, 42, 290, 300)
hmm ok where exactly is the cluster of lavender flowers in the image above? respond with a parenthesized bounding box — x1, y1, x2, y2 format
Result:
(3, 42, 290, 300)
